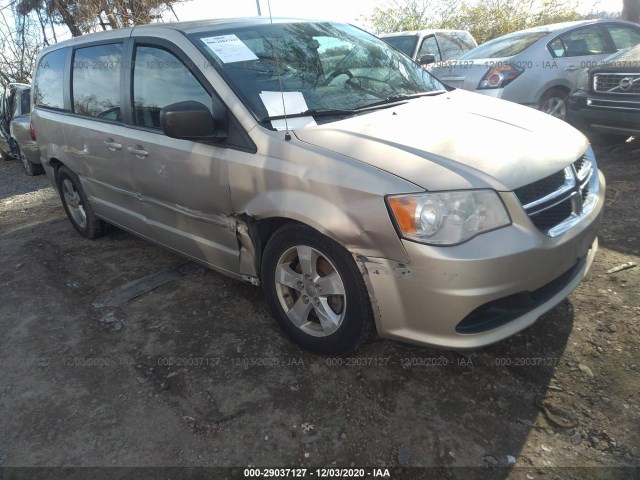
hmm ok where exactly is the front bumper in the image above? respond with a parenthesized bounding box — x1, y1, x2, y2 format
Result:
(360, 172, 605, 349)
(568, 90, 640, 136)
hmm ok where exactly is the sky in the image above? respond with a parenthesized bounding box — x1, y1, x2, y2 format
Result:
(171, 0, 624, 28)
(0, 0, 627, 47)
(171, 0, 386, 26)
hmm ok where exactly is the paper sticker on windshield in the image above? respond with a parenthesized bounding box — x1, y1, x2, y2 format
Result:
(201, 34, 258, 63)
(259, 91, 317, 130)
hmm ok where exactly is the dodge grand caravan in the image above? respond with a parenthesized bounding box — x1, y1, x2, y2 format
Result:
(32, 18, 605, 354)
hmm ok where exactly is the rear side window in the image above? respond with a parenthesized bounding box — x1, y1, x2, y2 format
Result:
(436, 32, 474, 60)
(33, 49, 66, 109)
(606, 25, 640, 51)
(557, 27, 607, 57)
(133, 46, 211, 129)
(72, 43, 123, 120)
(20, 90, 31, 115)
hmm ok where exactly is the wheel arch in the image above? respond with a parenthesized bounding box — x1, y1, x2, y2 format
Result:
(537, 83, 571, 106)
(235, 189, 406, 275)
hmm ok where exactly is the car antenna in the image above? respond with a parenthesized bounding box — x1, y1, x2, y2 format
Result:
(267, 0, 291, 140)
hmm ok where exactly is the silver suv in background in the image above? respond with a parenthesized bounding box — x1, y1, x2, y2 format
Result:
(381, 29, 477, 65)
(428, 20, 640, 120)
(0, 83, 42, 175)
(33, 18, 603, 354)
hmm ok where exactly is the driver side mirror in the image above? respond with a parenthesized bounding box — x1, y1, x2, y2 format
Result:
(418, 54, 436, 66)
(160, 101, 227, 141)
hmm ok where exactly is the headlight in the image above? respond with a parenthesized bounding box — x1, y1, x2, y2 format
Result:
(575, 68, 589, 92)
(387, 190, 511, 245)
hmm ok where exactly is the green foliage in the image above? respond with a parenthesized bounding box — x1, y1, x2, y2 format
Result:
(366, 0, 581, 44)
(365, 0, 460, 34)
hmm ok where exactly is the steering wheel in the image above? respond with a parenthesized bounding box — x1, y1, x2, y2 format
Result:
(325, 68, 354, 85)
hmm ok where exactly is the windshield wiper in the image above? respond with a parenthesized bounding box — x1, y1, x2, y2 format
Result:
(261, 108, 358, 122)
(260, 91, 447, 123)
(355, 90, 446, 110)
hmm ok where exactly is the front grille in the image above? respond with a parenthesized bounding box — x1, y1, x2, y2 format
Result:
(573, 155, 586, 175)
(514, 156, 594, 237)
(594, 73, 640, 94)
(528, 197, 574, 231)
(514, 170, 566, 206)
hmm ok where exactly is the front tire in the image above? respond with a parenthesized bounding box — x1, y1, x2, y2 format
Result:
(261, 224, 373, 354)
(56, 166, 109, 239)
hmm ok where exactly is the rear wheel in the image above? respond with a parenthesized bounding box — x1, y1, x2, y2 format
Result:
(539, 88, 568, 120)
(17, 147, 44, 176)
(56, 166, 109, 238)
(261, 224, 373, 354)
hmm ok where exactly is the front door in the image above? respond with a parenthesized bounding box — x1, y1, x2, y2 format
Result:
(119, 40, 239, 273)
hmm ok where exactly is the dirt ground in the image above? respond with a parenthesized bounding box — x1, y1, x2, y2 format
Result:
(0, 139, 638, 478)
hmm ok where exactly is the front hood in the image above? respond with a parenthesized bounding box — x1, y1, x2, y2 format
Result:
(294, 89, 588, 191)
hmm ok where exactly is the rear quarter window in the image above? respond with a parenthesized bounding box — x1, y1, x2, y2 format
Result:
(33, 49, 66, 109)
(461, 31, 548, 59)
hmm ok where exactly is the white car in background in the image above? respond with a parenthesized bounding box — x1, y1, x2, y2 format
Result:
(428, 19, 640, 120)
(380, 29, 477, 65)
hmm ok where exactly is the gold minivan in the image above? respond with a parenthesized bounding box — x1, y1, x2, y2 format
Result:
(32, 18, 605, 354)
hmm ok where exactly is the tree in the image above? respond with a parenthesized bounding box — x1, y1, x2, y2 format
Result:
(15, 0, 186, 38)
(622, 0, 639, 22)
(0, 0, 187, 84)
(365, 0, 461, 34)
(0, 4, 45, 83)
(444, 0, 580, 44)
(365, 0, 581, 44)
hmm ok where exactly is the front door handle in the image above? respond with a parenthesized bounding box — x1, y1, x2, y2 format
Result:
(564, 64, 579, 72)
(104, 139, 122, 151)
(127, 145, 149, 158)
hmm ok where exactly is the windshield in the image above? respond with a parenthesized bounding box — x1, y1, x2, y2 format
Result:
(460, 31, 548, 60)
(381, 35, 419, 57)
(190, 22, 444, 127)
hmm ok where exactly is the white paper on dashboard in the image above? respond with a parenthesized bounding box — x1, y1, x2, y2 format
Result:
(259, 91, 317, 130)
(201, 34, 258, 63)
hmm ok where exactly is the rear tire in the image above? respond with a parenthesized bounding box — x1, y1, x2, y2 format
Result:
(261, 224, 373, 354)
(539, 88, 568, 121)
(18, 148, 44, 176)
(56, 166, 109, 239)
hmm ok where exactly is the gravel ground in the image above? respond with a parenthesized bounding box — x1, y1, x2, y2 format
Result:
(0, 158, 61, 236)
(0, 140, 639, 479)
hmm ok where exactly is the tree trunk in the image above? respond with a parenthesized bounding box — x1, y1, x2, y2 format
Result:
(52, 0, 83, 37)
(622, 0, 640, 22)
(35, 9, 50, 46)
